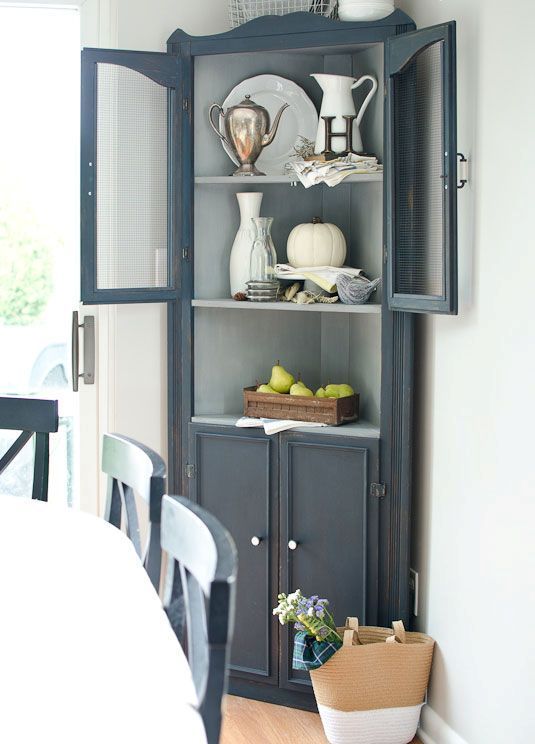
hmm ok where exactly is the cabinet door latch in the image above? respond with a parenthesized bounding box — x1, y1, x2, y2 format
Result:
(185, 463, 196, 479)
(457, 152, 469, 189)
(370, 482, 386, 499)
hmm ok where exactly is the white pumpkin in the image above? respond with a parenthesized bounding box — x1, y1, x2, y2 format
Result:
(287, 217, 347, 268)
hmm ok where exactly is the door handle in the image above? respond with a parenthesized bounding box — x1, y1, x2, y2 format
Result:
(72, 311, 95, 392)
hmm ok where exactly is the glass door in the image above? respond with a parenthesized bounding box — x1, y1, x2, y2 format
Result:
(0, 6, 81, 505)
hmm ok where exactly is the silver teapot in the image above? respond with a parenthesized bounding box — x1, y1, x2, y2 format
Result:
(209, 95, 288, 176)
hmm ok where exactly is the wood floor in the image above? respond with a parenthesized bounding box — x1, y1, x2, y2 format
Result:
(220, 695, 422, 744)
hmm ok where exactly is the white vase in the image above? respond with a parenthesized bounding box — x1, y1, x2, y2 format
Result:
(229, 192, 263, 296)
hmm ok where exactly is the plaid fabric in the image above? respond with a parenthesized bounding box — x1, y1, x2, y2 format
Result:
(292, 630, 341, 671)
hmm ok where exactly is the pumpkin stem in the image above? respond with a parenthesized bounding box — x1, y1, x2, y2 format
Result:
(312, 216, 323, 224)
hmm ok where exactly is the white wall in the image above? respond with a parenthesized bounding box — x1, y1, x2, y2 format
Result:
(395, 1, 535, 742)
(115, 0, 227, 50)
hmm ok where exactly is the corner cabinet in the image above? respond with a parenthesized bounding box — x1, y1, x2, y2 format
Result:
(80, 11, 459, 710)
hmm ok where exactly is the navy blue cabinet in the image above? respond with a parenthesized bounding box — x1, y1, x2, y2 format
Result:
(80, 10, 459, 712)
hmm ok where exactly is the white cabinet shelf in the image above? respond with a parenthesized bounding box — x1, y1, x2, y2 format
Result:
(191, 298, 382, 314)
(191, 414, 380, 439)
(194, 173, 383, 185)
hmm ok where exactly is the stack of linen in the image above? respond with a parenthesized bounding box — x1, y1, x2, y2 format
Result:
(287, 153, 382, 188)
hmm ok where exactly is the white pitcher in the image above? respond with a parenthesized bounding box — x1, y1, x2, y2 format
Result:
(311, 73, 378, 155)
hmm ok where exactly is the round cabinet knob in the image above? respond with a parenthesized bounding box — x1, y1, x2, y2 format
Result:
(288, 540, 298, 551)
(251, 536, 262, 547)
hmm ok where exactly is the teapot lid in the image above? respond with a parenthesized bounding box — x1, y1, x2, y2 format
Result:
(232, 94, 265, 111)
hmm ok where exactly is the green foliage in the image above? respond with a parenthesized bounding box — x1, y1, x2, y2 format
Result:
(0, 203, 54, 326)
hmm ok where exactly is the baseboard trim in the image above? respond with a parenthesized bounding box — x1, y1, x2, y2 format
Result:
(418, 706, 468, 744)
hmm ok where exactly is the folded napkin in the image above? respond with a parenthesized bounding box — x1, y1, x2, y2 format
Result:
(287, 153, 382, 188)
(275, 264, 363, 293)
(236, 417, 327, 436)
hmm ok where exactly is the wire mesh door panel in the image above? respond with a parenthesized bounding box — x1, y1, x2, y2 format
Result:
(96, 64, 168, 291)
(81, 49, 180, 304)
(386, 23, 457, 315)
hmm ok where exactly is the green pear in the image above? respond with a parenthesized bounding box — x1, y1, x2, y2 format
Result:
(315, 387, 327, 398)
(290, 382, 314, 397)
(269, 362, 295, 394)
(337, 383, 355, 398)
(257, 384, 279, 394)
(325, 384, 341, 398)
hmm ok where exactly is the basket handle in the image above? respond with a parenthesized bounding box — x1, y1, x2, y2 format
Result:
(343, 617, 362, 646)
(386, 620, 407, 644)
(343, 629, 359, 646)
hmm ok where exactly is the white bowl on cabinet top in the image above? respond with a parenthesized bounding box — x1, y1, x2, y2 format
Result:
(338, 1, 395, 22)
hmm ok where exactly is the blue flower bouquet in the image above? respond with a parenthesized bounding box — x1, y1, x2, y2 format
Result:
(273, 589, 342, 671)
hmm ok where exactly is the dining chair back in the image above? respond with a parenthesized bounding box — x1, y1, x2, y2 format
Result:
(101, 433, 166, 590)
(0, 397, 59, 501)
(161, 495, 237, 744)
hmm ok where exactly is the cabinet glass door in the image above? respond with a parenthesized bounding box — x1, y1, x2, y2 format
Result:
(81, 49, 181, 303)
(386, 22, 458, 314)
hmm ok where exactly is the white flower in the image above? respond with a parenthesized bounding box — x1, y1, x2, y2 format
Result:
(287, 589, 302, 604)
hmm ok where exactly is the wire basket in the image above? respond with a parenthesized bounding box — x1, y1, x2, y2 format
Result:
(229, 1, 338, 29)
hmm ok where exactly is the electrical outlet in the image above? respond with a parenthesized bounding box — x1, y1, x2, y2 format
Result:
(409, 569, 419, 617)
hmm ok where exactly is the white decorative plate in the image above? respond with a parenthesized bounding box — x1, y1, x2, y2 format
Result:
(220, 74, 318, 176)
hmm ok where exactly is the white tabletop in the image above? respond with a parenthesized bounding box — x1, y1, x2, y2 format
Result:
(0, 496, 207, 744)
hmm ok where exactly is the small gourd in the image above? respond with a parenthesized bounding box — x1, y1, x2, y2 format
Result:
(287, 217, 347, 268)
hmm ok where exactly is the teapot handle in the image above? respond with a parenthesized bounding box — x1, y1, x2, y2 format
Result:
(208, 103, 230, 146)
(351, 75, 378, 127)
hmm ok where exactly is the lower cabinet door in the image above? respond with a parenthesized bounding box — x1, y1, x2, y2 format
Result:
(188, 424, 279, 685)
(279, 432, 379, 692)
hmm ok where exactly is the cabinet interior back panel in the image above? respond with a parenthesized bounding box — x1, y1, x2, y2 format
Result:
(194, 182, 383, 300)
(349, 314, 381, 425)
(194, 184, 322, 299)
(320, 314, 381, 426)
(194, 308, 381, 422)
(349, 181, 384, 297)
(194, 47, 384, 176)
(352, 45, 384, 162)
(194, 308, 321, 415)
(194, 51, 324, 177)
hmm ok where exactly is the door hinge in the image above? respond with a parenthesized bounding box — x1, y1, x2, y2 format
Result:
(370, 482, 386, 499)
(383, 245, 388, 265)
(185, 463, 196, 479)
(183, 97, 189, 112)
(182, 246, 190, 261)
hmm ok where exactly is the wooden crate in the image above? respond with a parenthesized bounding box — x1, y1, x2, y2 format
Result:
(243, 386, 359, 426)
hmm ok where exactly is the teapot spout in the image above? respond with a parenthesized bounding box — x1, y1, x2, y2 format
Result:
(262, 103, 289, 147)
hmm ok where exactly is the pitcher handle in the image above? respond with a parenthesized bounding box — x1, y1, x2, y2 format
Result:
(351, 75, 378, 128)
(208, 103, 230, 146)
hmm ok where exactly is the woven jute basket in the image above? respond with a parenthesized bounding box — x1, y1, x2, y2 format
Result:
(309, 618, 434, 744)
